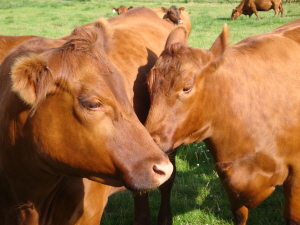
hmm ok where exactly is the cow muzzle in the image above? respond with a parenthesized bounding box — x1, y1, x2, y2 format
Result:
(123, 155, 173, 191)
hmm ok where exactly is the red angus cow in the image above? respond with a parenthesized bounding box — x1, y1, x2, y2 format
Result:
(231, 0, 284, 20)
(145, 20, 300, 224)
(152, 6, 185, 25)
(0, 8, 175, 225)
(151, 6, 191, 36)
(107, 9, 178, 224)
(111, 5, 133, 15)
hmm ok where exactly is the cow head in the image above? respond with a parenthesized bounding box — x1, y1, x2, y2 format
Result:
(145, 25, 229, 152)
(231, 8, 241, 20)
(162, 6, 185, 25)
(7, 19, 172, 191)
(112, 5, 133, 15)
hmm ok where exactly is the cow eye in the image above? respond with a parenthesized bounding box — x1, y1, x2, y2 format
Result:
(183, 86, 192, 93)
(84, 101, 102, 110)
(79, 97, 103, 111)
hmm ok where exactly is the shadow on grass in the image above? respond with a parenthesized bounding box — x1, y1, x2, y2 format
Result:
(101, 143, 285, 225)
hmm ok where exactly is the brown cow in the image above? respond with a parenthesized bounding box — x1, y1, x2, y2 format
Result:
(145, 19, 300, 225)
(152, 6, 185, 25)
(111, 5, 133, 15)
(231, 0, 284, 20)
(151, 6, 192, 38)
(110, 5, 191, 35)
(0, 35, 38, 64)
(0, 8, 175, 225)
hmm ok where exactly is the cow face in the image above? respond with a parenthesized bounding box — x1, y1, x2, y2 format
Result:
(145, 25, 229, 152)
(162, 6, 184, 25)
(9, 21, 173, 191)
(231, 8, 241, 20)
(112, 5, 133, 15)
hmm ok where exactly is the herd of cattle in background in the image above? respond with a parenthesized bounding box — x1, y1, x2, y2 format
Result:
(0, 1, 300, 224)
(111, 0, 285, 21)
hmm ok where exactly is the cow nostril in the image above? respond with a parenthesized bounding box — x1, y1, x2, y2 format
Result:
(153, 164, 166, 176)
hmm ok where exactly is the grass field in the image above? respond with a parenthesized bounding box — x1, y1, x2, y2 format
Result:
(1, 0, 299, 224)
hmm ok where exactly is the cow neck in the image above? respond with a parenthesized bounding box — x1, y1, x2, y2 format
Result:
(200, 55, 257, 164)
(236, 0, 245, 11)
(0, 91, 69, 218)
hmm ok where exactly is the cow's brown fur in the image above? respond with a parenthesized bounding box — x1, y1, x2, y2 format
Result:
(231, 0, 284, 20)
(145, 19, 300, 224)
(152, 6, 191, 36)
(0, 35, 38, 64)
(0, 8, 175, 225)
(111, 5, 133, 15)
(111, 5, 191, 36)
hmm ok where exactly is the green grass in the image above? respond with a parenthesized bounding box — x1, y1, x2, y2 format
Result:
(1, 0, 298, 224)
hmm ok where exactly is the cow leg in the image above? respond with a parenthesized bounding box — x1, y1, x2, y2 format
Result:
(225, 195, 249, 225)
(229, 201, 249, 225)
(133, 191, 151, 225)
(279, 3, 284, 17)
(157, 148, 177, 225)
(283, 174, 300, 225)
(274, 7, 279, 17)
(253, 9, 261, 20)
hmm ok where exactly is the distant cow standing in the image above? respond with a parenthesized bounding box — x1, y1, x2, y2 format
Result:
(231, 0, 284, 20)
(145, 19, 300, 224)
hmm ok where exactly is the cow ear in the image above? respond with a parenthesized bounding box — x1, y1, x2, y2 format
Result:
(161, 7, 167, 13)
(93, 19, 114, 52)
(165, 26, 188, 49)
(128, 6, 133, 10)
(210, 24, 229, 59)
(179, 7, 185, 12)
(11, 55, 52, 106)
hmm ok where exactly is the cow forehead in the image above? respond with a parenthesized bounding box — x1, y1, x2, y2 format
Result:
(44, 44, 129, 107)
(156, 47, 199, 76)
(150, 46, 211, 95)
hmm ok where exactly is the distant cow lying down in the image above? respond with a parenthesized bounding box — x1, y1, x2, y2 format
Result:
(145, 19, 300, 224)
(0, 8, 174, 225)
(231, 0, 284, 20)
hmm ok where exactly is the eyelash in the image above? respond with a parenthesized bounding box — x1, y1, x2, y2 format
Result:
(183, 86, 192, 93)
(83, 101, 102, 110)
(79, 97, 103, 111)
